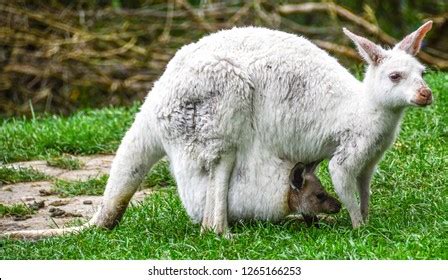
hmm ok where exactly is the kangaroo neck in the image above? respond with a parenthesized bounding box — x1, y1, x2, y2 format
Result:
(358, 81, 406, 127)
(346, 83, 406, 148)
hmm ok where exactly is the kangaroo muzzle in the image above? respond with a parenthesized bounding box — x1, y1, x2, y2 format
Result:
(325, 197, 342, 214)
(413, 87, 432, 106)
(330, 199, 342, 214)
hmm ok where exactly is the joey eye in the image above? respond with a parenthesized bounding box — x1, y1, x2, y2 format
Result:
(316, 193, 326, 201)
(389, 72, 402, 82)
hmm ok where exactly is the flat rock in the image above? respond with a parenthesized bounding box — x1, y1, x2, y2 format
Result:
(49, 199, 70, 206)
(28, 200, 45, 210)
(83, 200, 93, 205)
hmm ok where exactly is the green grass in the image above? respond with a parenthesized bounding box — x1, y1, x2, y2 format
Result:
(141, 159, 176, 189)
(46, 155, 84, 170)
(0, 166, 49, 184)
(0, 203, 35, 218)
(0, 103, 139, 164)
(52, 175, 109, 197)
(0, 187, 446, 259)
(0, 72, 446, 259)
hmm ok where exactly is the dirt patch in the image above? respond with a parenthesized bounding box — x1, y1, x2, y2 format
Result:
(6, 155, 114, 181)
(0, 155, 153, 232)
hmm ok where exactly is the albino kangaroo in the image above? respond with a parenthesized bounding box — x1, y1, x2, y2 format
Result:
(1, 21, 433, 239)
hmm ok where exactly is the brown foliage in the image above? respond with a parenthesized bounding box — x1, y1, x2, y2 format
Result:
(0, 1, 446, 116)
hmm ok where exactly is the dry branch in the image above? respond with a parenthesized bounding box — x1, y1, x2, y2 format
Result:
(278, 2, 448, 69)
(312, 40, 361, 61)
(175, 0, 214, 32)
(279, 3, 396, 44)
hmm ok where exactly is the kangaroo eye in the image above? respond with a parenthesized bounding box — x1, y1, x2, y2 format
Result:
(389, 72, 402, 82)
(316, 193, 326, 201)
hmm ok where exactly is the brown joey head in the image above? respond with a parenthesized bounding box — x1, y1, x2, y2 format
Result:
(288, 161, 341, 227)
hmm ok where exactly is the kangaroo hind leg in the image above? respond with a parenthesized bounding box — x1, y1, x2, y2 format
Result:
(202, 152, 236, 236)
(90, 111, 165, 229)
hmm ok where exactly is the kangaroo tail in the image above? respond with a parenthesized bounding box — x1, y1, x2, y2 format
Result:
(1, 101, 165, 240)
(0, 221, 94, 240)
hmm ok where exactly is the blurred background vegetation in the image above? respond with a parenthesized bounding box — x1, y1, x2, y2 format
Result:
(0, 0, 447, 116)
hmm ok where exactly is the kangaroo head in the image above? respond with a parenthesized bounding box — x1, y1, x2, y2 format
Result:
(343, 21, 433, 109)
(288, 162, 341, 216)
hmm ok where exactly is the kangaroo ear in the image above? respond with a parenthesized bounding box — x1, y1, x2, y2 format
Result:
(343, 28, 386, 65)
(394, 21, 433, 56)
(290, 162, 306, 190)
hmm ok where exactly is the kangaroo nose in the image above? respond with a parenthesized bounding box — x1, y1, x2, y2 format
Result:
(415, 87, 432, 105)
(419, 87, 432, 101)
(419, 87, 432, 99)
(329, 199, 342, 214)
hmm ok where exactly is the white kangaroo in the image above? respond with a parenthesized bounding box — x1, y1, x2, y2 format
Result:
(1, 21, 433, 239)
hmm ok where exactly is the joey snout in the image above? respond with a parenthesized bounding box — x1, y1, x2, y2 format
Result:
(300, 194, 341, 228)
(299, 192, 341, 228)
(319, 195, 342, 214)
(300, 191, 342, 216)
(412, 87, 432, 106)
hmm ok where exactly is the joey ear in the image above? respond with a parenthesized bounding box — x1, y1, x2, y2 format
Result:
(305, 160, 322, 174)
(343, 28, 386, 65)
(393, 21, 433, 56)
(290, 162, 306, 190)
